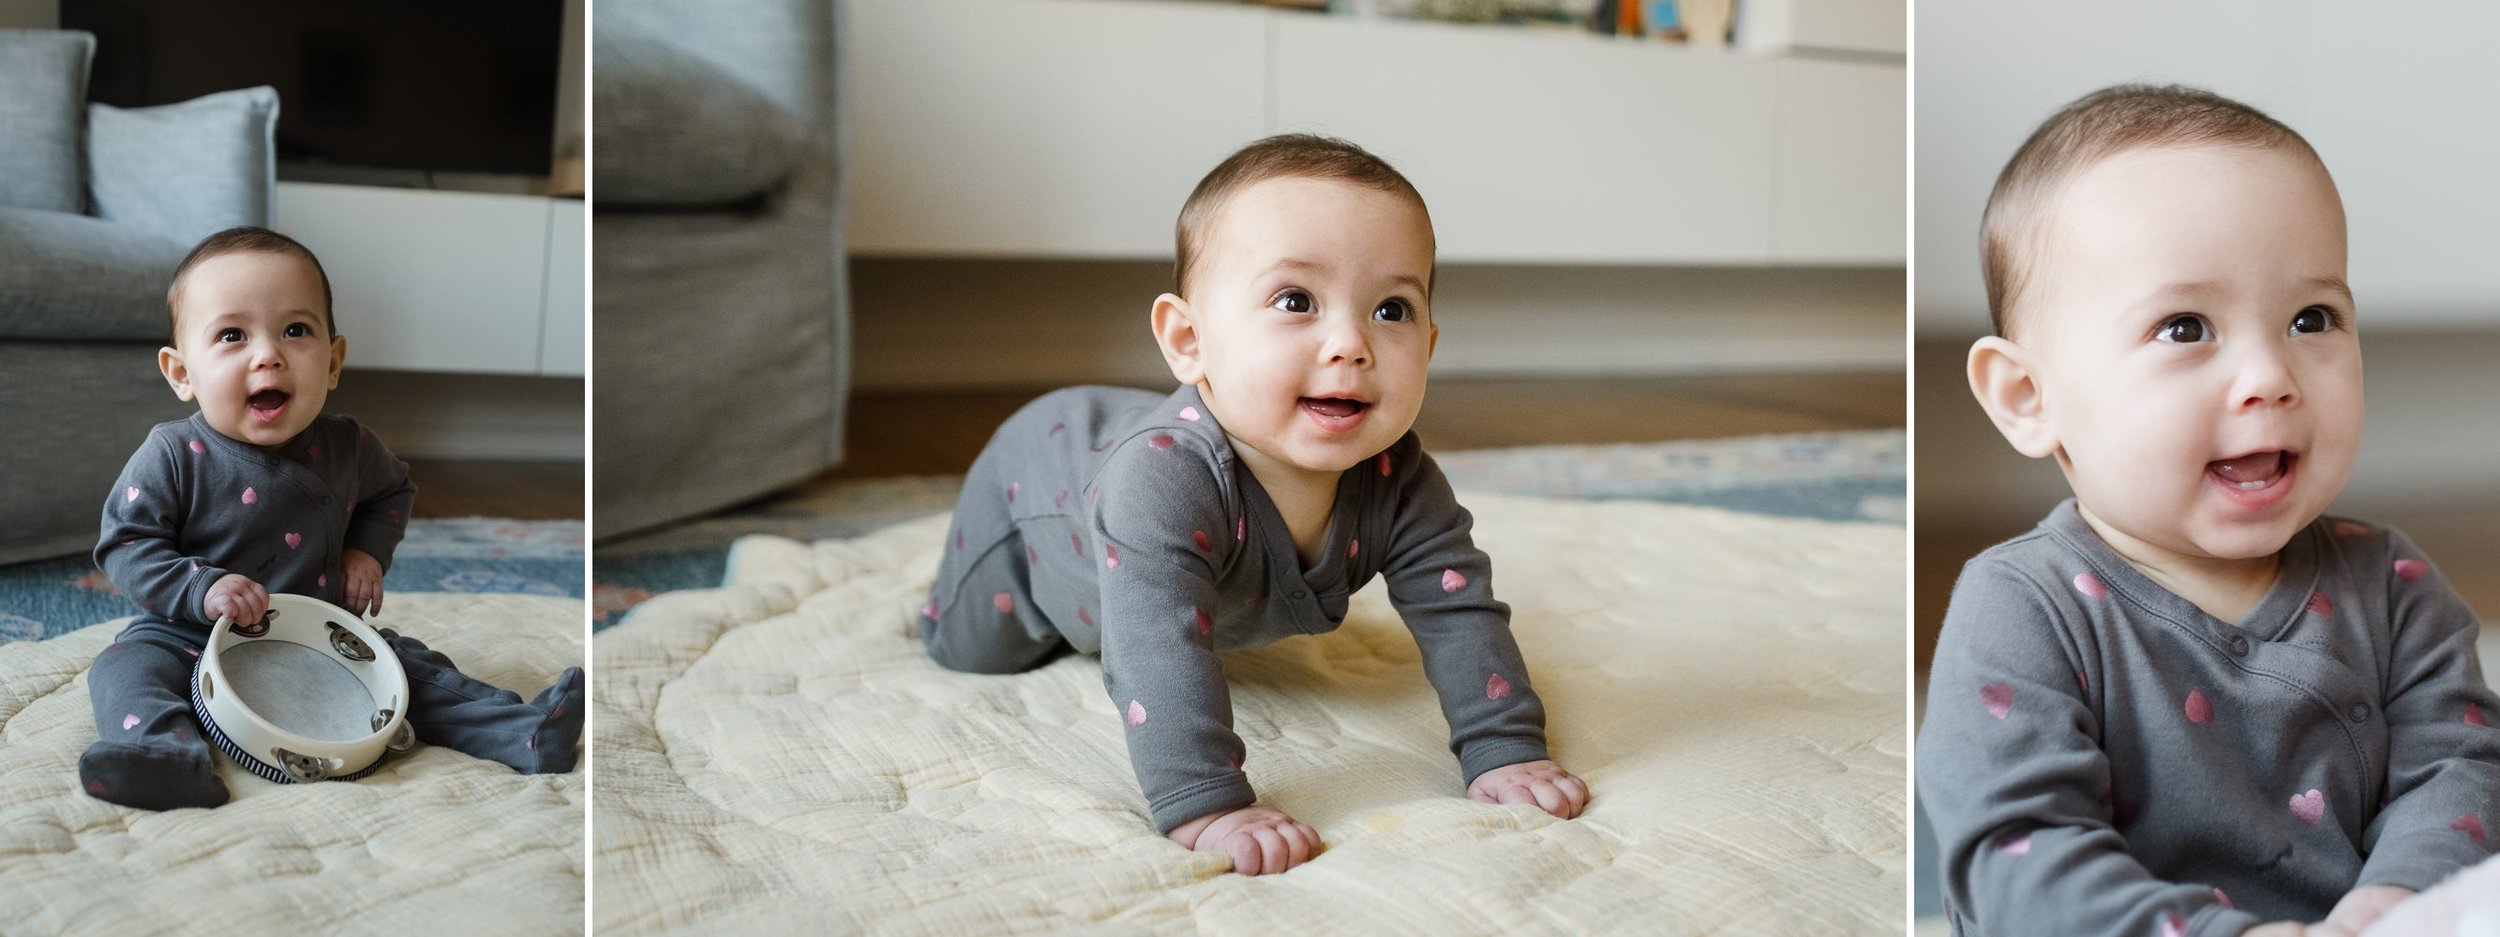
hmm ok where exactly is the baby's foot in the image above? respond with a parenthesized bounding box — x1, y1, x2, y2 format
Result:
(78, 738, 227, 810)
(520, 667, 585, 774)
(1168, 805, 1323, 875)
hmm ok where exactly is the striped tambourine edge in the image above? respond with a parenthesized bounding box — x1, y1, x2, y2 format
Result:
(188, 657, 390, 784)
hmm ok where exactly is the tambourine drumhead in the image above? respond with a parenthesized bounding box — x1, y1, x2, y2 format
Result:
(190, 593, 412, 784)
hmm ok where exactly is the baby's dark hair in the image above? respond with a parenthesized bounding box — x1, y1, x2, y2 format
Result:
(1173, 133, 1433, 296)
(166, 226, 336, 340)
(1981, 84, 2324, 338)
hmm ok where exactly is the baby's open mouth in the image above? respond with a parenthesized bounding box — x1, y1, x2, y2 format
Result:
(2208, 450, 2294, 490)
(247, 388, 291, 422)
(1298, 397, 1369, 418)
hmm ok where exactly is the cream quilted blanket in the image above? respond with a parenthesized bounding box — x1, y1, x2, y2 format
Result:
(594, 495, 1907, 935)
(0, 593, 585, 936)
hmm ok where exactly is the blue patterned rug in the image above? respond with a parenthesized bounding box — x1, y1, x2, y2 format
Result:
(592, 429, 1905, 629)
(0, 518, 584, 644)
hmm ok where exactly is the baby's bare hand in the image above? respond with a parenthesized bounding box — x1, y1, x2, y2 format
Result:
(1167, 805, 1322, 876)
(342, 548, 385, 618)
(1468, 759, 1589, 819)
(202, 574, 268, 626)
(2323, 884, 2411, 935)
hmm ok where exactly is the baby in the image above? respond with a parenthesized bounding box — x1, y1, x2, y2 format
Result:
(83, 226, 585, 810)
(1919, 86, 2500, 936)
(919, 134, 1589, 875)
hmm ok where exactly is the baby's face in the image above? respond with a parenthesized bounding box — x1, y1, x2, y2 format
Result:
(161, 251, 344, 448)
(1180, 176, 1437, 476)
(2022, 144, 2361, 563)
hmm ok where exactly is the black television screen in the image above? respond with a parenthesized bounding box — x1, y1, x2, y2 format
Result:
(67, 1, 563, 177)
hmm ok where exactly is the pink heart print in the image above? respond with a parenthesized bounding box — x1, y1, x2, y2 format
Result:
(123, 486, 139, 503)
(1077, 604, 1093, 627)
(1441, 569, 1467, 593)
(1126, 700, 1147, 727)
(1981, 683, 2015, 720)
(1193, 607, 1212, 637)
(1235, 517, 1245, 541)
(2071, 572, 2106, 599)
(188, 439, 205, 454)
(285, 532, 302, 550)
(2456, 813, 2487, 846)
(2212, 889, 2233, 909)
(1179, 406, 1200, 422)
(308, 444, 320, 459)
(241, 487, 258, 505)
(2184, 688, 2213, 724)
(2394, 558, 2429, 582)
(1348, 539, 1359, 559)
(2306, 591, 2332, 617)
(922, 599, 939, 621)
(2334, 520, 2369, 537)
(992, 592, 1014, 613)
(1049, 421, 1066, 436)
(2289, 789, 2325, 826)
(121, 714, 140, 732)
(1149, 434, 1175, 450)
(1376, 453, 1391, 477)
(1054, 489, 1068, 509)
(1193, 530, 1212, 553)
(1998, 833, 2031, 855)
(2469, 704, 2489, 727)
(1007, 481, 1019, 503)
(2159, 914, 2186, 937)
(1026, 546, 1039, 566)
(318, 573, 328, 588)
(1486, 673, 1512, 700)
(1104, 543, 1121, 569)
(1071, 533, 1085, 556)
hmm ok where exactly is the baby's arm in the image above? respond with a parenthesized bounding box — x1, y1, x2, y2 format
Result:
(1092, 436, 1275, 854)
(93, 429, 233, 624)
(338, 418, 416, 616)
(2350, 530, 2500, 896)
(1380, 447, 1566, 806)
(1919, 559, 2266, 937)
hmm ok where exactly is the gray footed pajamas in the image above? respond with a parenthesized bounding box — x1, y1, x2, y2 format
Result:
(85, 413, 585, 810)
(923, 385, 1550, 833)
(1919, 501, 2500, 936)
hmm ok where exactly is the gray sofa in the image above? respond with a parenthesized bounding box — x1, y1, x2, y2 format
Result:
(591, 0, 851, 537)
(0, 29, 278, 565)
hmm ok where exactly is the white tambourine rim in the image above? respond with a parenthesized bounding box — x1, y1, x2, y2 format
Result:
(192, 593, 409, 780)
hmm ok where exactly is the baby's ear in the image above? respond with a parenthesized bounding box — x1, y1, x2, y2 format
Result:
(157, 346, 195, 402)
(1150, 293, 1204, 385)
(1967, 336, 2057, 459)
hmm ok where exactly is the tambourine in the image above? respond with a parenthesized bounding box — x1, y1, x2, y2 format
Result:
(188, 593, 414, 783)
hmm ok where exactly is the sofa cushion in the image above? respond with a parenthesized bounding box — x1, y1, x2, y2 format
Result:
(0, 206, 188, 342)
(0, 29, 94, 214)
(593, 32, 803, 208)
(88, 86, 279, 247)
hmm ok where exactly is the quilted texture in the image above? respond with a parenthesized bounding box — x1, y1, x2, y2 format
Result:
(593, 494, 1905, 935)
(0, 593, 585, 934)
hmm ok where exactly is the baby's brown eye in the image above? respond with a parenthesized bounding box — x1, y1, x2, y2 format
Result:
(1374, 299, 1413, 323)
(2289, 306, 2337, 334)
(218, 328, 244, 343)
(1270, 290, 1313, 314)
(2155, 314, 2209, 344)
(285, 323, 312, 338)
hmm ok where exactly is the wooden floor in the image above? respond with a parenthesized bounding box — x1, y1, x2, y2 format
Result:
(406, 460, 583, 520)
(829, 372, 1907, 478)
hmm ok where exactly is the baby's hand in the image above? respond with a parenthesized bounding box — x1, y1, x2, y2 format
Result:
(2322, 885, 2412, 935)
(1167, 805, 1322, 876)
(202, 573, 269, 625)
(1468, 759, 1589, 819)
(342, 548, 385, 617)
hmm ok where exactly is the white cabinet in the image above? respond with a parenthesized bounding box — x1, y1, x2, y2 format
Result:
(1274, 15, 1778, 264)
(271, 182, 584, 376)
(848, 0, 1903, 266)
(850, 0, 1266, 257)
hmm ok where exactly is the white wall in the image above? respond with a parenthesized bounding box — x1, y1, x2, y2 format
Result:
(1916, 0, 2500, 337)
(0, 0, 54, 28)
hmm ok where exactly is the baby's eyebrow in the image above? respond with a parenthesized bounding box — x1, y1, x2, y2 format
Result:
(1260, 258, 1426, 295)
(2304, 275, 2354, 304)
